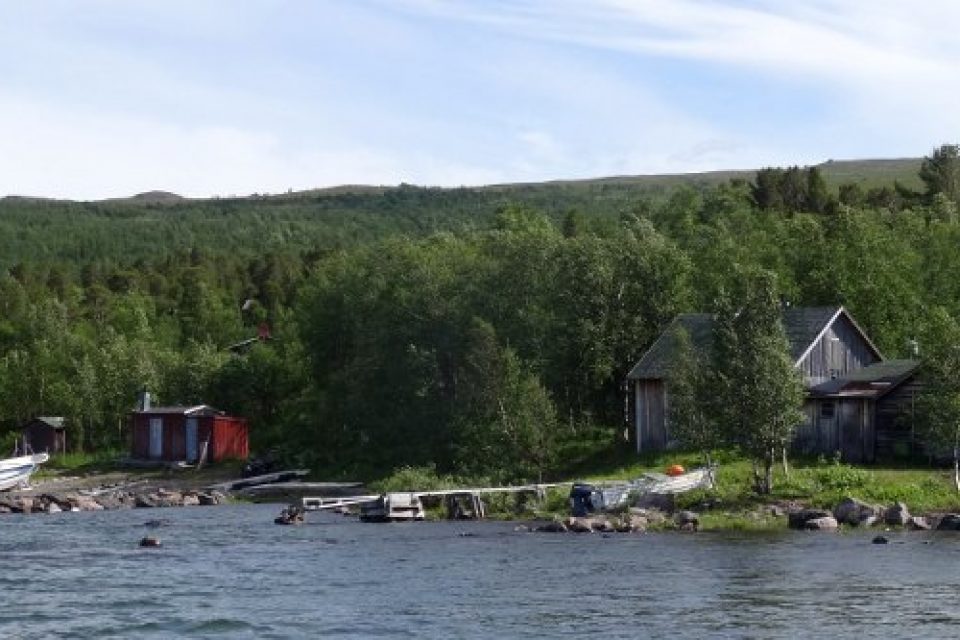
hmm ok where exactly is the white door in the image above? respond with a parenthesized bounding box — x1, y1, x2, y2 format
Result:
(148, 418, 163, 459)
(185, 418, 198, 462)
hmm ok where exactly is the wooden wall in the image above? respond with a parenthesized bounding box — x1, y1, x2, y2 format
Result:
(792, 397, 875, 462)
(21, 423, 66, 455)
(875, 376, 921, 459)
(633, 379, 667, 453)
(797, 314, 880, 385)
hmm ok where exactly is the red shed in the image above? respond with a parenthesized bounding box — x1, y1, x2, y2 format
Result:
(130, 405, 249, 463)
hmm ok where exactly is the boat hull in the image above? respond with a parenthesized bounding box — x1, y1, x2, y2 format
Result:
(0, 454, 49, 491)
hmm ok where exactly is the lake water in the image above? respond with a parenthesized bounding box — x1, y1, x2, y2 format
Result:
(3, 504, 960, 638)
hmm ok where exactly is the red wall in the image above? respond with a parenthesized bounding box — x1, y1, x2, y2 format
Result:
(131, 413, 248, 462)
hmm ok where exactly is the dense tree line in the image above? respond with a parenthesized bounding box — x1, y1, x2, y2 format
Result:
(1, 147, 960, 481)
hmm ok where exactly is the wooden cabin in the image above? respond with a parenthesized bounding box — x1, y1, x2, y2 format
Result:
(20, 416, 66, 455)
(626, 306, 919, 462)
(130, 405, 249, 463)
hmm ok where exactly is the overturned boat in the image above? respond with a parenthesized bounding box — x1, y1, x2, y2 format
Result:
(0, 453, 50, 491)
(570, 466, 715, 516)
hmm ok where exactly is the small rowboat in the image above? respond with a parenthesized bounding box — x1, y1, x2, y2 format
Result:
(570, 466, 715, 516)
(0, 453, 50, 491)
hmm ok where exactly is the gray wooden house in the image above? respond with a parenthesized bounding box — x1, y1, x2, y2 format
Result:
(626, 306, 920, 462)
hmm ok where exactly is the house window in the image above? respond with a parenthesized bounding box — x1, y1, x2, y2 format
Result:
(820, 402, 835, 419)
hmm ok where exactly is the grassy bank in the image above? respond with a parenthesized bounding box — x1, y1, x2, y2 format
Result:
(372, 448, 960, 530)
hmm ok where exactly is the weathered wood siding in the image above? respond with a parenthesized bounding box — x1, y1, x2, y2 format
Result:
(21, 422, 66, 455)
(875, 376, 921, 458)
(634, 379, 668, 453)
(792, 397, 874, 462)
(797, 314, 880, 385)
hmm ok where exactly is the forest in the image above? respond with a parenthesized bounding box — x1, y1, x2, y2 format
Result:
(2, 147, 960, 482)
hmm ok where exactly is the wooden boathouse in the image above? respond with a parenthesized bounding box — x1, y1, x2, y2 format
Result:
(20, 416, 67, 455)
(130, 403, 249, 463)
(626, 306, 920, 462)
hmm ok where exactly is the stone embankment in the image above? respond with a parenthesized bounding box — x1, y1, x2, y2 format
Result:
(788, 497, 960, 532)
(0, 487, 228, 515)
(528, 507, 689, 534)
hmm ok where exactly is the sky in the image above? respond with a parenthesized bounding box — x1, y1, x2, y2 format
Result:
(1, 0, 959, 200)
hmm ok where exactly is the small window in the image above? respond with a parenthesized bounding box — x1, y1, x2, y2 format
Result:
(820, 402, 835, 419)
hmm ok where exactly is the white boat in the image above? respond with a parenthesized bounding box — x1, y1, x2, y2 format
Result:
(0, 453, 50, 491)
(570, 466, 715, 515)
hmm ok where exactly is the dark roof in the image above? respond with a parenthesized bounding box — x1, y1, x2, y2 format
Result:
(23, 416, 65, 430)
(627, 305, 877, 380)
(133, 405, 221, 416)
(781, 306, 842, 361)
(626, 314, 713, 379)
(809, 359, 920, 397)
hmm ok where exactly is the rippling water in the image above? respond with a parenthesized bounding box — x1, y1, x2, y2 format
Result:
(3, 504, 960, 638)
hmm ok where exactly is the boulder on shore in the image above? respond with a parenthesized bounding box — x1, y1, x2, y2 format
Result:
(884, 502, 911, 526)
(788, 509, 833, 530)
(936, 514, 960, 531)
(803, 516, 839, 531)
(566, 517, 595, 533)
(834, 497, 881, 526)
(675, 510, 700, 532)
(535, 519, 568, 533)
(907, 516, 931, 531)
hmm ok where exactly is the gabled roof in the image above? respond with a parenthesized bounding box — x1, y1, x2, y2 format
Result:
(788, 306, 883, 365)
(626, 314, 713, 379)
(133, 405, 221, 416)
(627, 305, 880, 380)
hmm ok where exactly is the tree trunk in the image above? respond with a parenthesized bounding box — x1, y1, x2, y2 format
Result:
(781, 447, 790, 480)
(764, 454, 774, 495)
(954, 441, 959, 493)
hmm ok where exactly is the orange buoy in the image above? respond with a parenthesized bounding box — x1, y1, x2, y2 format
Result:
(666, 464, 685, 477)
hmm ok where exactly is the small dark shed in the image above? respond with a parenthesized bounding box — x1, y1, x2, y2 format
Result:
(130, 405, 249, 463)
(21, 416, 66, 455)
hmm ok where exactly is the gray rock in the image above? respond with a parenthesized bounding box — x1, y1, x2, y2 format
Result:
(135, 493, 160, 508)
(590, 518, 615, 533)
(936, 514, 960, 531)
(834, 497, 881, 526)
(535, 520, 568, 533)
(907, 516, 931, 531)
(675, 510, 700, 530)
(788, 509, 833, 529)
(46, 502, 62, 514)
(181, 493, 201, 507)
(803, 516, 839, 531)
(197, 491, 226, 506)
(566, 517, 594, 533)
(861, 515, 880, 528)
(884, 502, 911, 526)
(628, 515, 648, 532)
(94, 493, 128, 510)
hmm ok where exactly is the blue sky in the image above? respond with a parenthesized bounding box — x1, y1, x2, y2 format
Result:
(2, 0, 959, 199)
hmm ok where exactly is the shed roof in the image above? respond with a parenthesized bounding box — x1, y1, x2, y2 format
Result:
(24, 416, 65, 430)
(627, 305, 877, 380)
(133, 405, 221, 416)
(809, 359, 920, 397)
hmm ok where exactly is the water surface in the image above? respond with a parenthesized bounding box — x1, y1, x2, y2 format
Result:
(2, 504, 958, 638)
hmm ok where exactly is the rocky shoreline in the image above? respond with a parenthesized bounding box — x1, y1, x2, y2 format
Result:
(0, 487, 229, 515)
(525, 496, 960, 535)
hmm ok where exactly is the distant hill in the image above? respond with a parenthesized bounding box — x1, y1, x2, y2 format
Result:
(0, 156, 929, 267)
(106, 190, 187, 205)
